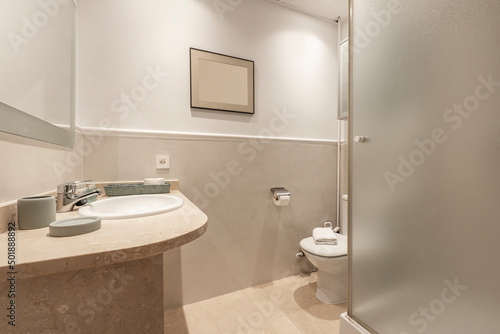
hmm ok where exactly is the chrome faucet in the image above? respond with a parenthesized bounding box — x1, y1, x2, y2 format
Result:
(56, 179, 103, 213)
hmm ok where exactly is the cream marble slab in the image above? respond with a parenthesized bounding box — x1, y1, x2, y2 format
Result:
(0, 180, 179, 233)
(0, 190, 207, 279)
(0, 254, 165, 333)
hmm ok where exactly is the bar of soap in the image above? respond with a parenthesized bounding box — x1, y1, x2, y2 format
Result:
(144, 178, 165, 185)
(49, 217, 101, 237)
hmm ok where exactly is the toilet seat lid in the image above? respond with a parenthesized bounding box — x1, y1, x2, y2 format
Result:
(300, 234, 347, 257)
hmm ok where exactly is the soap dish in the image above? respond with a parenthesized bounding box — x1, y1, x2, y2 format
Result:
(49, 217, 101, 237)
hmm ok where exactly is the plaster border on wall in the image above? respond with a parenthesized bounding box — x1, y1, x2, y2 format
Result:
(77, 126, 338, 146)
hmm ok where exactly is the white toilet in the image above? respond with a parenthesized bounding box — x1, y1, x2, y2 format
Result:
(300, 233, 347, 304)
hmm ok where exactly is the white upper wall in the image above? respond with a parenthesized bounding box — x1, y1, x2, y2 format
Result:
(340, 17, 349, 41)
(77, 0, 338, 141)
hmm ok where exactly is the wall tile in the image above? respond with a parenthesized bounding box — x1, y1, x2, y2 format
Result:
(82, 135, 336, 307)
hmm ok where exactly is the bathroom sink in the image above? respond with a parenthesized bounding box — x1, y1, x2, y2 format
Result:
(78, 194, 183, 220)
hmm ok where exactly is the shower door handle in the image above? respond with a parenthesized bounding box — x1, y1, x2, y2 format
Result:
(354, 135, 366, 143)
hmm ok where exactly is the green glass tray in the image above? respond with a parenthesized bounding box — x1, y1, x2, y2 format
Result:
(103, 183, 170, 196)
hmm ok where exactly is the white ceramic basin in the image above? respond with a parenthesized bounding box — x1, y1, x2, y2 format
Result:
(78, 194, 183, 220)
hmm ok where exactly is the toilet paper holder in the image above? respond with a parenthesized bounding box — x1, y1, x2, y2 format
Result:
(270, 187, 290, 200)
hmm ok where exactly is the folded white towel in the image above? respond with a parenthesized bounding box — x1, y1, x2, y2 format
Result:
(313, 227, 337, 245)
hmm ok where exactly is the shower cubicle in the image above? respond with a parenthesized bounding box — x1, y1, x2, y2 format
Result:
(343, 0, 500, 333)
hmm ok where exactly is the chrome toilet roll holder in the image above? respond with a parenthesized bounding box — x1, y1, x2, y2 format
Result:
(270, 187, 290, 200)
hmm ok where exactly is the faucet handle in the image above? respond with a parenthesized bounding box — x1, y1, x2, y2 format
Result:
(57, 179, 95, 194)
(74, 179, 95, 185)
(57, 182, 75, 194)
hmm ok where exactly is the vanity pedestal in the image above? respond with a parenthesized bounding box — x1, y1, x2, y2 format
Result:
(0, 190, 207, 334)
(1, 254, 164, 333)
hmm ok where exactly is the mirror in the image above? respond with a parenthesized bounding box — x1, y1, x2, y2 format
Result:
(338, 38, 348, 120)
(0, 0, 76, 148)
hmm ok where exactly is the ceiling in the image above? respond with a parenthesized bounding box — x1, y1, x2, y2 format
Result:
(271, 0, 349, 22)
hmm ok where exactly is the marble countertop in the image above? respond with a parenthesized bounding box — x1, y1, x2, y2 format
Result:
(0, 190, 207, 279)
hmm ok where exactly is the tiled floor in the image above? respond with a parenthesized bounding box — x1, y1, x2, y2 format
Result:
(164, 272, 347, 334)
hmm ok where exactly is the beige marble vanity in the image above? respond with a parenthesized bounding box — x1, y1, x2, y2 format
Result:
(0, 186, 207, 333)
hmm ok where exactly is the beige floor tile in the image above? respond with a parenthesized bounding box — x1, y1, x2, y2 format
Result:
(260, 274, 321, 315)
(164, 306, 189, 334)
(164, 273, 347, 334)
(260, 314, 303, 334)
(239, 285, 286, 321)
(285, 301, 347, 334)
(305, 301, 348, 320)
(285, 309, 324, 333)
(183, 288, 282, 334)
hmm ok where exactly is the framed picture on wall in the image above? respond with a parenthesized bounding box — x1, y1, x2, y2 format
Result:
(190, 48, 254, 114)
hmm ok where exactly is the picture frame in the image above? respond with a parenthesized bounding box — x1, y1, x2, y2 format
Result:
(190, 48, 254, 114)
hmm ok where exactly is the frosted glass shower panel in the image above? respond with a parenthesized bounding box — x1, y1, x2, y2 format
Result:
(350, 1, 500, 333)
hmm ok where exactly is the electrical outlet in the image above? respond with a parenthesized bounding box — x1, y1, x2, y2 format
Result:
(156, 155, 170, 169)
